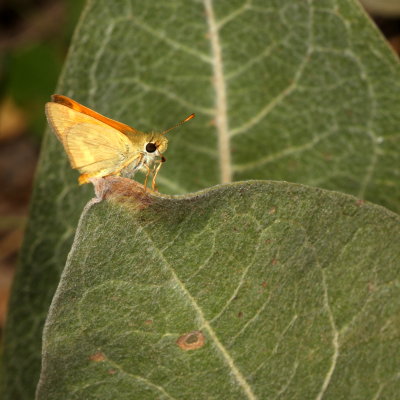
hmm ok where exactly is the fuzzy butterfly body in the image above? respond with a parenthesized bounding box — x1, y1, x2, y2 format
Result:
(45, 95, 194, 190)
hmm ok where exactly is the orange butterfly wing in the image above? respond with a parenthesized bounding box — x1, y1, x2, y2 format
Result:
(51, 95, 140, 135)
(46, 97, 141, 183)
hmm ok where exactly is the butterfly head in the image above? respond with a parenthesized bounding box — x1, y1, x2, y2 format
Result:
(143, 113, 195, 157)
(144, 133, 168, 156)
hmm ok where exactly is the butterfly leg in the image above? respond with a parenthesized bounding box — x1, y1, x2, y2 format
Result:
(151, 157, 166, 191)
(143, 164, 152, 192)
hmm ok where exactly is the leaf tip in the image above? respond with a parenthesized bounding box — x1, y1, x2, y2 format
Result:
(90, 176, 156, 209)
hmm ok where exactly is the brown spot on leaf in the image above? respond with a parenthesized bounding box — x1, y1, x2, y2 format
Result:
(237, 311, 243, 318)
(261, 281, 268, 289)
(355, 199, 365, 207)
(144, 319, 153, 325)
(271, 258, 279, 265)
(89, 351, 105, 362)
(176, 330, 205, 351)
(108, 369, 117, 375)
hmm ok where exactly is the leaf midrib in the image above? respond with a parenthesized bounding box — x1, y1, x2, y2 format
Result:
(204, 0, 232, 184)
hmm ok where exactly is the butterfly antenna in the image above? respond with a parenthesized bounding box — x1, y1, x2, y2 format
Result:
(161, 113, 195, 135)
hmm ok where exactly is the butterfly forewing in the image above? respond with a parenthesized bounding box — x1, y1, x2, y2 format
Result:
(51, 95, 140, 135)
(46, 102, 137, 174)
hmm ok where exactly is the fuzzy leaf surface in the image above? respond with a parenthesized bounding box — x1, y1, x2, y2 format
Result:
(36, 180, 400, 400)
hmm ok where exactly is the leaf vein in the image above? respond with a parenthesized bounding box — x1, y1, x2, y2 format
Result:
(139, 222, 257, 399)
(233, 130, 333, 172)
(128, 15, 212, 64)
(104, 353, 177, 400)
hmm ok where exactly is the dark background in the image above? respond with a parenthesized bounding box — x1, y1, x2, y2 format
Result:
(0, 0, 399, 342)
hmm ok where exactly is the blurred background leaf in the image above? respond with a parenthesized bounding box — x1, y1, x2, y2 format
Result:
(0, 0, 85, 397)
(360, 0, 400, 17)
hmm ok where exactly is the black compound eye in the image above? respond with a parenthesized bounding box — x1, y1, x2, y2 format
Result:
(146, 143, 157, 153)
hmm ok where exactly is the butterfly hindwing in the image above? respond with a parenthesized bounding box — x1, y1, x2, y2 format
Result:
(65, 122, 136, 172)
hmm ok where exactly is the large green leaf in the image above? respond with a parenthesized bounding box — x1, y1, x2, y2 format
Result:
(36, 180, 400, 399)
(3, 0, 400, 398)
